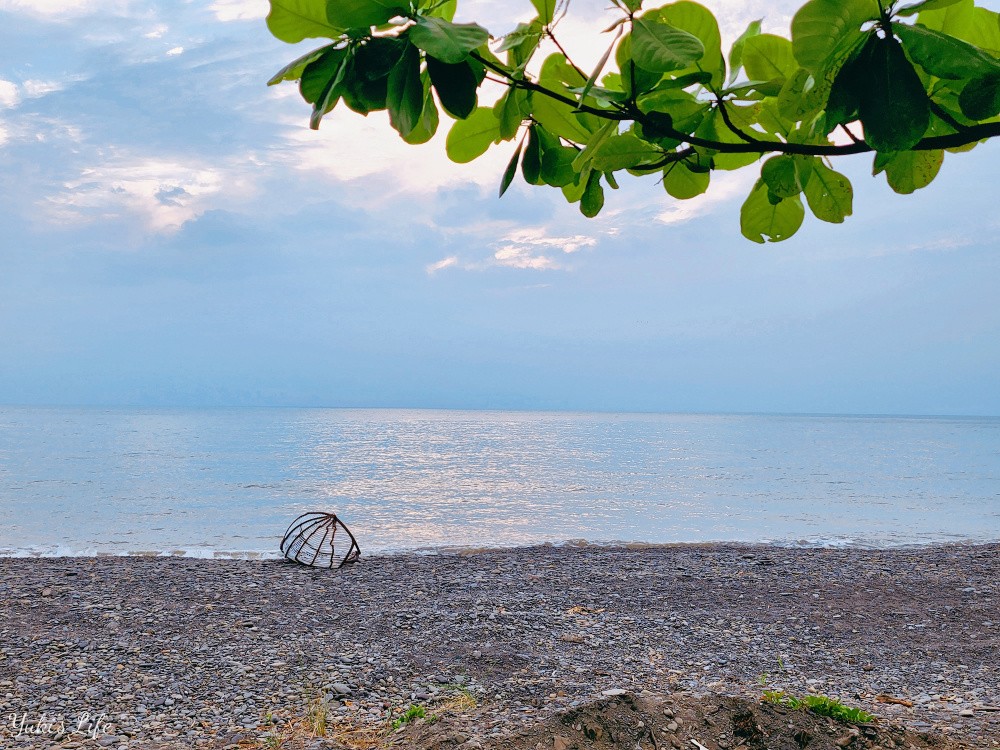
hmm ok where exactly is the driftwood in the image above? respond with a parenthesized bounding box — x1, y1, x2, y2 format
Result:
(280, 512, 360, 569)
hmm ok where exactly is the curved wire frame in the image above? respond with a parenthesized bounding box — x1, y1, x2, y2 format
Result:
(280, 512, 361, 569)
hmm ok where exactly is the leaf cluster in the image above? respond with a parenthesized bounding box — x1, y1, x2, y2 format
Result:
(266, 0, 1000, 242)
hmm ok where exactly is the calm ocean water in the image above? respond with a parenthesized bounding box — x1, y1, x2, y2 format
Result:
(1, 407, 998, 557)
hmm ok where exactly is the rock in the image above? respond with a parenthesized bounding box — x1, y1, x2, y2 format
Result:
(332, 683, 351, 696)
(554, 736, 571, 750)
(601, 688, 627, 696)
(960, 709, 975, 717)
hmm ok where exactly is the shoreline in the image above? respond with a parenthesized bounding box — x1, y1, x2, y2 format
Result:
(1, 543, 998, 748)
(4, 534, 1000, 561)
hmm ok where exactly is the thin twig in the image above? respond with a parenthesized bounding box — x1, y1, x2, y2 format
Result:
(715, 96, 760, 144)
(546, 28, 588, 80)
(839, 123, 861, 144)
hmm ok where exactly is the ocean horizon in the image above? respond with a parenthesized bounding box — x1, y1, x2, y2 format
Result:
(2, 405, 998, 558)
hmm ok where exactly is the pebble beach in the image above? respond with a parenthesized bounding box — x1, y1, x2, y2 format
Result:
(1, 543, 998, 749)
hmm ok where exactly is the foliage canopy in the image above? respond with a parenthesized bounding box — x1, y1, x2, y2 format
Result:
(266, 0, 1000, 242)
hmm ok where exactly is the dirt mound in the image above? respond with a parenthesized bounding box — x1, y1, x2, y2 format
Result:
(395, 693, 976, 750)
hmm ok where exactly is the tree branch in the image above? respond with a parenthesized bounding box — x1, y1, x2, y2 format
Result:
(469, 52, 1000, 157)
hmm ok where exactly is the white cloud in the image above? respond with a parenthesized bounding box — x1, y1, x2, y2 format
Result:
(209, 0, 267, 22)
(493, 244, 562, 270)
(0, 122, 8, 147)
(21, 79, 63, 98)
(0, 80, 20, 109)
(426, 256, 458, 275)
(491, 228, 598, 270)
(276, 104, 515, 197)
(655, 170, 757, 226)
(0, 0, 129, 18)
(144, 24, 168, 39)
(166, 46, 184, 56)
(46, 154, 257, 232)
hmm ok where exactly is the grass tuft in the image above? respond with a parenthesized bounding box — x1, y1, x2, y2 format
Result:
(761, 690, 875, 724)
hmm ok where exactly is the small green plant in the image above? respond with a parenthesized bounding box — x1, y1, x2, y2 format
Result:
(306, 695, 328, 737)
(762, 690, 802, 709)
(757, 673, 770, 687)
(777, 656, 785, 671)
(801, 695, 876, 724)
(391, 704, 426, 730)
(761, 691, 875, 724)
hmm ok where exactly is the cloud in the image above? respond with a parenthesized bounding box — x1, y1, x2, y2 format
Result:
(426, 256, 458, 275)
(21, 79, 65, 98)
(0, 80, 20, 109)
(654, 170, 757, 226)
(275, 104, 515, 197)
(166, 46, 184, 56)
(491, 228, 598, 270)
(0, 0, 129, 18)
(45, 154, 257, 232)
(209, 0, 267, 22)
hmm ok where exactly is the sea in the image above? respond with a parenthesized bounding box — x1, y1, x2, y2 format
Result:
(1, 407, 998, 558)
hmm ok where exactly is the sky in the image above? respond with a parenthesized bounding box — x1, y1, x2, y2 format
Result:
(0, 0, 998, 416)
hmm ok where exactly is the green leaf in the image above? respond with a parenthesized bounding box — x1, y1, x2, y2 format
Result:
(572, 121, 617, 172)
(354, 37, 406, 81)
(728, 19, 762, 83)
(445, 106, 501, 162)
(777, 67, 828, 122)
(421, 0, 457, 20)
(499, 143, 523, 197)
(426, 56, 479, 119)
(309, 53, 349, 128)
(803, 161, 853, 222)
(761, 155, 802, 198)
(268, 45, 333, 85)
(386, 43, 424, 137)
(823, 33, 871, 128)
(530, 0, 556, 24)
(663, 162, 709, 199)
(917, 0, 975, 39)
(591, 133, 663, 171)
(494, 88, 530, 140)
(878, 149, 944, 194)
(267, 0, 342, 44)
(409, 16, 489, 64)
(401, 80, 440, 144)
(532, 95, 597, 144)
(631, 15, 705, 73)
(959, 72, 1000, 119)
(742, 33, 796, 82)
(580, 171, 605, 217)
(325, 0, 405, 29)
(299, 46, 348, 103)
(791, 0, 879, 72)
(740, 180, 805, 243)
(858, 37, 930, 153)
(650, 2, 725, 85)
(522, 125, 543, 184)
(896, 0, 964, 18)
(894, 23, 1000, 80)
(540, 146, 578, 187)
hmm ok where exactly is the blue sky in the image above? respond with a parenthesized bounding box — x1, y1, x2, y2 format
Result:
(1, 0, 998, 415)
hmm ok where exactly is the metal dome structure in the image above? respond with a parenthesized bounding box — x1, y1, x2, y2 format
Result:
(280, 512, 361, 569)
